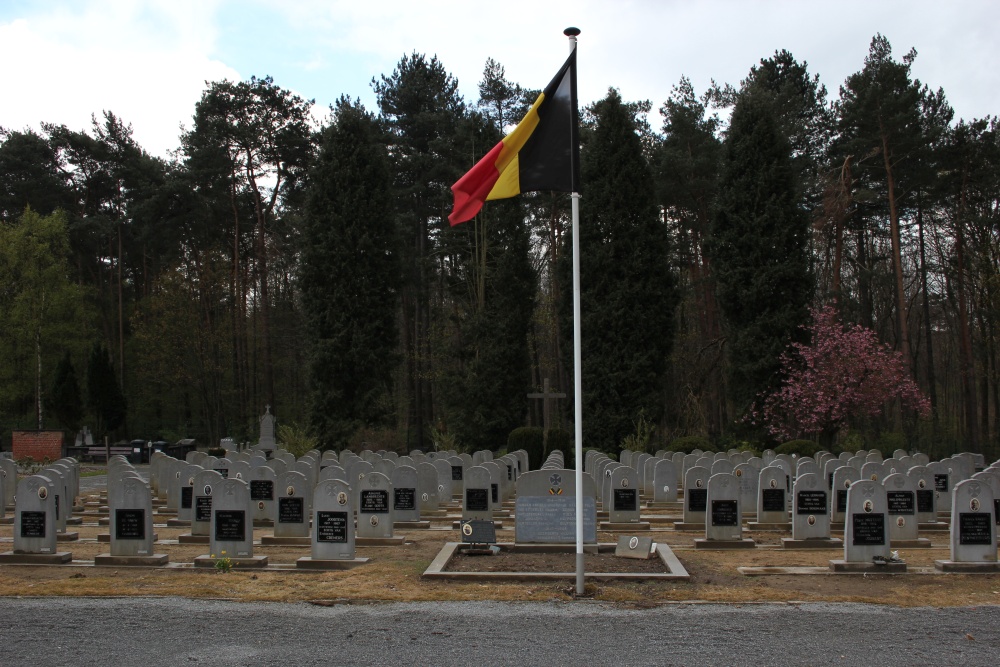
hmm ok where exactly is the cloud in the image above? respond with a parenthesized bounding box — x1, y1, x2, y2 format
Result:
(0, 0, 240, 158)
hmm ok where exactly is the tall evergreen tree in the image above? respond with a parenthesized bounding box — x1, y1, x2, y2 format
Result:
(87, 342, 126, 440)
(561, 89, 677, 452)
(301, 99, 399, 450)
(48, 352, 83, 433)
(711, 92, 813, 415)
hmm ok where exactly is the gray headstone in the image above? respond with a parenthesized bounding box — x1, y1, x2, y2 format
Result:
(706, 473, 742, 540)
(884, 472, 919, 541)
(683, 466, 710, 525)
(356, 471, 393, 538)
(652, 458, 679, 503)
(831, 465, 861, 525)
(310, 478, 355, 559)
(948, 478, 997, 563)
(792, 473, 830, 540)
(462, 466, 493, 522)
(734, 464, 758, 519)
(757, 466, 789, 523)
(416, 462, 441, 512)
(14, 475, 57, 554)
(109, 475, 155, 557)
(274, 471, 311, 538)
(210, 478, 254, 558)
(249, 466, 277, 523)
(842, 480, 890, 562)
(390, 465, 420, 522)
(190, 470, 224, 537)
(608, 466, 640, 523)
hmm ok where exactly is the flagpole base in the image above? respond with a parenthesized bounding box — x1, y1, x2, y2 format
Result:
(575, 552, 585, 595)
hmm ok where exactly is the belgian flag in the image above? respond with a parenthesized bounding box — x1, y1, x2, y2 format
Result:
(449, 49, 579, 226)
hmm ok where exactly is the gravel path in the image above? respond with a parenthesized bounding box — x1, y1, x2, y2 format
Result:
(0, 598, 996, 666)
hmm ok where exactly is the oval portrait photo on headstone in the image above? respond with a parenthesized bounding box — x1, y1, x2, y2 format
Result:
(37, 486, 47, 500)
(863, 500, 873, 513)
(204, 485, 212, 495)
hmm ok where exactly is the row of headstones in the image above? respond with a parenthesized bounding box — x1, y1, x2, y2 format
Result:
(150, 447, 531, 536)
(601, 448, 986, 516)
(155, 447, 527, 504)
(7, 458, 81, 557)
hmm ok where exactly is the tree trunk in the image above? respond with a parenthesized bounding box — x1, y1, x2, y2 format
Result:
(881, 129, 912, 372)
(954, 174, 979, 449)
(916, 201, 938, 419)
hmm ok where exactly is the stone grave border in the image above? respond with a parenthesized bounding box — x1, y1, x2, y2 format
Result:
(421, 541, 690, 581)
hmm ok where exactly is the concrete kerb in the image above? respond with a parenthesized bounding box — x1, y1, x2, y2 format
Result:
(421, 542, 691, 581)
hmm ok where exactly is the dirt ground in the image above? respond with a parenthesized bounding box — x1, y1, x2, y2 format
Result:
(1, 486, 998, 607)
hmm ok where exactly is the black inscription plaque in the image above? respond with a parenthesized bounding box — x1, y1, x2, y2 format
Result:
(214, 510, 246, 541)
(360, 489, 389, 513)
(886, 491, 915, 515)
(216, 468, 229, 479)
(393, 487, 415, 511)
(836, 489, 848, 513)
(195, 496, 212, 522)
(828, 472, 834, 490)
(20, 511, 46, 538)
(250, 480, 274, 501)
(711, 499, 739, 526)
(851, 513, 886, 546)
(762, 488, 786, 513)
(934, 474, 949, 492)
(316, 511, 348, 543)
(278, 497, 304, 524)
(687, 488, 707, 513)
(181, 486, 193, 509)
(995, 499, 1000, 527)
(614, 488, 638, 512)
(465, 488, 489, 512)
(115, 509, 145, 540)
(451, 465, 463, 481)
(959, 513, 993, 545)
(506, 465, 512, 481)
(916, 490, 934, 513)
(491, 483, 499, 504)
(796, 490, 827, 515)
(55, 494, 59, 520)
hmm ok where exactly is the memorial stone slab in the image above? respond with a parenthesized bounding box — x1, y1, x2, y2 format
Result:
(861, 461, 884, 484)
(514, 470, 596, 544)
(734, 463, 758, 518)
(417, 462, 441, 512)
(108, 475, 157, 558)
(929, 461, 953, 514)
(208, 477, 255, 560)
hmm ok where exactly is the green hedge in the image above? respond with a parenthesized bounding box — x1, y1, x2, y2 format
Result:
(666, 436, 714, 454)
(775, 439, 822, 458)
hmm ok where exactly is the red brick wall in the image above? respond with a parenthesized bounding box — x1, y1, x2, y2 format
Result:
(12, 431, 64, 461)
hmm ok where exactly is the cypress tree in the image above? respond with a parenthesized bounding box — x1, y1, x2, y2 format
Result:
(48, 351, 83, 433)
(711, 93, 813, 414)
(301, 98, 399, 449)
(562, 89, 677, 452)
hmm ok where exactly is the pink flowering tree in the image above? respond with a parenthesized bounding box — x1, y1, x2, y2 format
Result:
(756, 306, 931, 441)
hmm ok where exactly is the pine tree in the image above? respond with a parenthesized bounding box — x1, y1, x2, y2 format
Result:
(561, 89, 677, 452)
(301, 98, 399, 450)
(711, 92, 813, 414)
(48, 352, 83, 433)
(86, 342, 126, 439)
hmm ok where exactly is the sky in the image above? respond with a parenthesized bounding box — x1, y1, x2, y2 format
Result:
(1, 0, 998, 158)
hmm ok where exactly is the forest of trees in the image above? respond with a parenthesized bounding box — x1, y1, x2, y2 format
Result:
(2, 34, 999, 458)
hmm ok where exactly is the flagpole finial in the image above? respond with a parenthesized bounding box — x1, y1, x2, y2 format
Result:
(564, 27, 580, 37)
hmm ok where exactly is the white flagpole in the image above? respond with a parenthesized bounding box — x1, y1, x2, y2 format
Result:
(564, 26, 585, 597)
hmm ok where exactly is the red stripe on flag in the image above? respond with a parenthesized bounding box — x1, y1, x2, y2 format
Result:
(448, 141, 504, 226)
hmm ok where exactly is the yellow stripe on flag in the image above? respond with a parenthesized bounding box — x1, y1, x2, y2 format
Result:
(486, 92, 546, 200)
